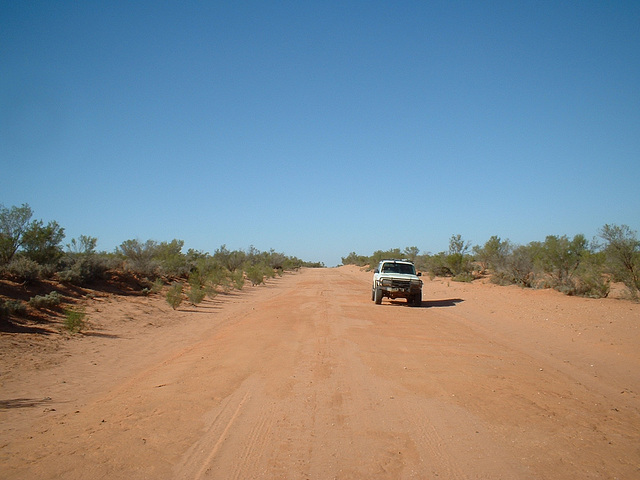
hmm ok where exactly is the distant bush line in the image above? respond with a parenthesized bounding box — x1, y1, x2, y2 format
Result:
(342, 226, 640, 301)
(0, 203, 323, 321)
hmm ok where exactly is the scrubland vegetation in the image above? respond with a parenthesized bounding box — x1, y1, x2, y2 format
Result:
(0, 203, 322, 329)
(342, 226, 640, 300)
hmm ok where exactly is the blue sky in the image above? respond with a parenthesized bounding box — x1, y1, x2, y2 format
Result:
(2, 1, 639, 266)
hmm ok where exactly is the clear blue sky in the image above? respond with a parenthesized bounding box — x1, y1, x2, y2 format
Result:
(2, 1, 639, 266)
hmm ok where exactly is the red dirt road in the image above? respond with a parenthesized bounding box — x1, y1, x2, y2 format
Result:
(1, 266, 639, 479)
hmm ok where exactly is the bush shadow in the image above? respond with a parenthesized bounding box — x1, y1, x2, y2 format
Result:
(0, 397, 53, 410)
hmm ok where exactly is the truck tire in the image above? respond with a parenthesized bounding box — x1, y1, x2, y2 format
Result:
(374, 287, 383, 304)
(411, 292, 422, 307)
(371, 287, 375, 301)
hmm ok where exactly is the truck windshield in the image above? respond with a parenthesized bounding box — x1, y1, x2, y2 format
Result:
(382, 263, 415, 274)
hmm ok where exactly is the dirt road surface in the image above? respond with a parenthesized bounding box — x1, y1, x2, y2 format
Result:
(1, 266, 639, 479)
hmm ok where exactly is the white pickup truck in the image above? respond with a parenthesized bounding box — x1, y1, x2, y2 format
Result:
(372, 259, 422, 307)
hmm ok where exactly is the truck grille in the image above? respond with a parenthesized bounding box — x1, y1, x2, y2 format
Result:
(391, 279, 411, 289)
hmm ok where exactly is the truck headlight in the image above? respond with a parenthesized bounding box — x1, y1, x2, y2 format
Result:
(381, 279, 393, 286)
(410, 279, 422, 287)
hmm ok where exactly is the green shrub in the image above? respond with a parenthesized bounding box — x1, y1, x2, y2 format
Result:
(492, 245, 535, 287)
(446, 234, 473, 276)
(64, 308, 86, 333)
(473, 236, 511, 274)
(246, 264, 266, 286)
(599, 224, 640, 299)
(341, 252, 370, 267)
(231, 270, 245, 290)
(28, 291, 62, 309)
(166, 283, 183, 310)
(1, 299, 27, 318)
(150, 278, 164, 294)
(117, 239, 160, 276)
(7, 299, 27, 316)
(7, 256, 42, 283)
(452, 272, 474, 283)
(21, 219, 65, 265)
(187, 284, 206, 305)
(57, 255, 109, 285)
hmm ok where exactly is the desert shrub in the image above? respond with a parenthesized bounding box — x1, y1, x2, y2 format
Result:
(452, 272, 475, 283)
(422, 253, 452, 277)
(1, 299, 27, 317)
(369, 249, 403, 270)
(186, 272, 206, 305)
(57, 254, 109, 285)
(213, 245, 246, 272)
(155, 239, 189, 276)
(263, 249, 287, 270)
(29, 291, 62, 309)
(231, 269, 245, 290)
(150, 278, 164, 294)
(6, 256, 42, 283)
(117, 239, 160, 276)
(245, 265, 264, 286)
(556, 251, 610, 298)
(341, 252, 370, 267)
(187, 284, 206, 305)
(66, 235, 98, 255)
(446, 234, 473, 276)
(246, 263, 275, 286)
(535, 234, 588, 289)
(492, 244, 536, 287)
(166, 283, 183, 309)
(599, 224, 640, 299)
(419, 236, 474, 278)
(64, 308, 86, 333)
(473, 236, 511, 274)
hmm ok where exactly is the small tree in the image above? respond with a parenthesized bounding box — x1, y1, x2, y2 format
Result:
(67, 235, 98, 255)
(537, 234, 588, 288)
(473, 236, 511, 274)
(599, 224, 640, 298)
(446, 234, 472, 277)
(0, 203, 34, 265)
(21, 220, 65, 266)
(118, 239, 159, 275)
(403, 246, 420, 262)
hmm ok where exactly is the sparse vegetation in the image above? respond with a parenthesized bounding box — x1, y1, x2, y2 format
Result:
(64, 308, 86, 333)
(342, 224, 639, 300)
(166, 283, 184, 310)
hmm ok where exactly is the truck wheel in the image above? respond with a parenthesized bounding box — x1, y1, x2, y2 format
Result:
(371, 287, 375, 301)
(411, 292, 422, 307)
(374, 287, 383, 304)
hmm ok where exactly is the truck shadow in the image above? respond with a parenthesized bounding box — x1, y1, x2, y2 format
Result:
(389, 298, 463, 308)
(422, 298, 464, 308)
